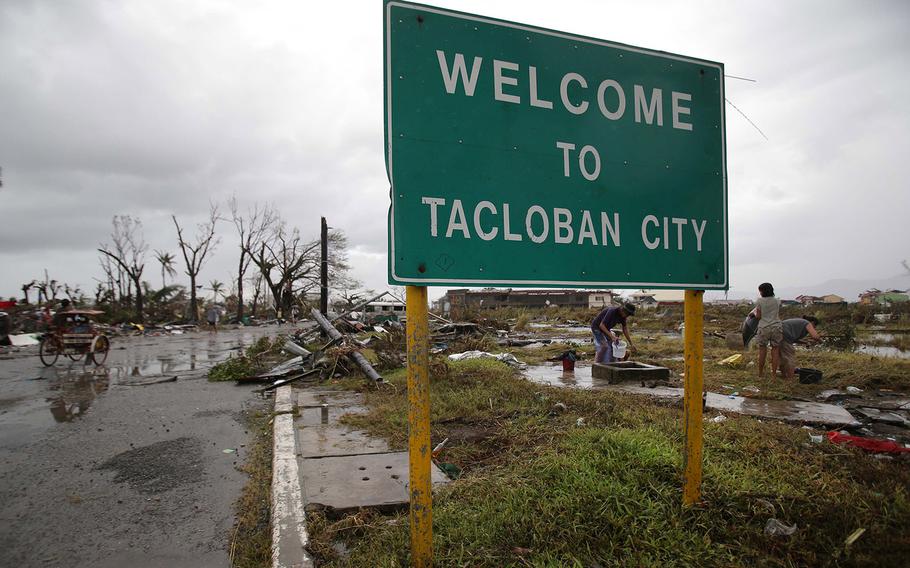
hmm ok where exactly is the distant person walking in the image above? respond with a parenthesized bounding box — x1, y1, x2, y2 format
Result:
(206, 305, 221, 332)
(591, 303, 636, 363)
(751, 282, 782, 378)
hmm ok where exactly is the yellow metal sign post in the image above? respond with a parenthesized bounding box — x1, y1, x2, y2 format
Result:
(406, 285, 432, 567)
(682, 289, 705, 506)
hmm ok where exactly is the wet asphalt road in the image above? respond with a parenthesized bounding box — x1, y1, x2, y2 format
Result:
(0, 326, 282, 568)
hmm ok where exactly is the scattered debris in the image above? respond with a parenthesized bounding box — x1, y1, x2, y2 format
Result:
(743, 385, 761, 394)
(312, 309, 383, 382)
(764, 518, 798, 537)
(575, 417, 586, 427)
(448, 350, 525, 368)
(8, 333, 40, 347)
(710, 415, 727, 423)
(846, 386, 863, 394)
(809, 434, 823, 443)
(551, 402, 568, 414)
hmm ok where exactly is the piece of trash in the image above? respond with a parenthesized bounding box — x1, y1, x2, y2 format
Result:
(755, 498, 775, 514)
(846, 386, 862, 394)
(809, 434, 823, 444)
(710, 415, 727, 423)
(575, 417, 586, 427)
(511, 546, 532, 556)
(432, 438, 449, 458)
(436, 462, 461, 480)
(552, 402, 568, 414)
(718, 353, 743, 367)
(764, 518, 797, 537)
(448, 350, 526, 368)
(8, 333, 40, 347)
(743, 385, 761, 393)
(222, 448, 237, 454)
(844, 527, 866, 549)
(826, 431, 910, 454)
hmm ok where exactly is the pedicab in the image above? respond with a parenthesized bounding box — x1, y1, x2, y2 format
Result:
(38, 310, 111, 366)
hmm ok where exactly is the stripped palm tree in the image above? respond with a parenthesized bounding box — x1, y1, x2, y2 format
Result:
(208, 279, 225, 303)
(154, 250, 178, 289)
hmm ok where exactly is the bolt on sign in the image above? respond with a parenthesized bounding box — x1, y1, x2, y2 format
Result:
(385, 1, 728, 290)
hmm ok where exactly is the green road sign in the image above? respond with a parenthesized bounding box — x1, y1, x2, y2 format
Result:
(385, 1, 727, 289)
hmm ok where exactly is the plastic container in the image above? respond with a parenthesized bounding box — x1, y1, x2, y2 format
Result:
(796, 367, 822, 384)
(612, 340, 627, 359)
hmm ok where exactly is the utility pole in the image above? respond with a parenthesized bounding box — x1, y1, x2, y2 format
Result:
(320, 217, 328, 315)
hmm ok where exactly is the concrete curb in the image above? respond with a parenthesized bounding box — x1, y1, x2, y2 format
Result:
(271, 385, 314, 568)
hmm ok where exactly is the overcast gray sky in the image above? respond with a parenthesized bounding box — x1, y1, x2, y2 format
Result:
(1, 0, 908, 302)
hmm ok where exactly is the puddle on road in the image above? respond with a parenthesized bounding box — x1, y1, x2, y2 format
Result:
(43, 366, 111, 422)
(0, 326, 280, 442)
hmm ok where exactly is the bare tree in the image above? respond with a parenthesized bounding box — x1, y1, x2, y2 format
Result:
(246, 215, 352, 317)
(248, 274, 264, 318)
(229, 196, 276, 323)
(154, 250, 178, 289)
(98, 215, 148, 322)
(172, 204, 220, 322)
(21, 280, 36, 304)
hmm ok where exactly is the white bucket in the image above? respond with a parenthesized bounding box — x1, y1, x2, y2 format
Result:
(612, 340, 627, 359)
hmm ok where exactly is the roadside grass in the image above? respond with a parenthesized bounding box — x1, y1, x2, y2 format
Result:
(230, 409, 273, 568)
(317, 359, 910, 567)
(209, 336, 285, 381)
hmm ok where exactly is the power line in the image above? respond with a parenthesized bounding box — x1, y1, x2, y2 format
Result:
(725, 97, 768, 141)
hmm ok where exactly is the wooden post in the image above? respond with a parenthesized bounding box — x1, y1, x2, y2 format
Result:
(320, 217, 328, 316)
(682, 289, 704, 506)
(406, 285, 432, 567)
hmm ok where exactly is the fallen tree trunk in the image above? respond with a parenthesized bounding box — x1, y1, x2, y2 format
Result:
(311, 308, 383, 382)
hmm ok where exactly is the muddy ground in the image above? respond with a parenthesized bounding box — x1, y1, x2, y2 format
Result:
(0, 326, 280, 568)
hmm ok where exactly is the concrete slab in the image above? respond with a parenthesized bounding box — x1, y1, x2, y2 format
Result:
(854, 407, 909, 425)
(299, 451, 450, 515)
(592, 361, 670, 384)
(296, 426, 390, 458)
(296, 404, 368, 427)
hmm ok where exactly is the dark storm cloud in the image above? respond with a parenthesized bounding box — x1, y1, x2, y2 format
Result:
(1, 0, 909, 299)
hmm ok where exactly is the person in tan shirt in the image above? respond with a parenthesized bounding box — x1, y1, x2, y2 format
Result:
(751, 282, 782, 378)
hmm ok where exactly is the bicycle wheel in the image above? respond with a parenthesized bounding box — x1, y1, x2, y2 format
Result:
(66, 351, 85, 362)
(91, 335, 110, 365)
(39, 337, 61, 366)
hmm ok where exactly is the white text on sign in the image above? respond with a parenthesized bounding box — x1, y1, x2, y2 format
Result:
(420, 197, 707, 252)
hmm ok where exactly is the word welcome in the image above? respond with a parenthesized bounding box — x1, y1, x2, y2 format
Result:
(436, 50, 694, 131)
(420, 197, 707, 251)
